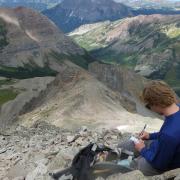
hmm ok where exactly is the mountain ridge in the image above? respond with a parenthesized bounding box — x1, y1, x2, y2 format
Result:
(0, 6, 93, 76)
(43, 0, 133, 33)
(0, 7, 94, 127)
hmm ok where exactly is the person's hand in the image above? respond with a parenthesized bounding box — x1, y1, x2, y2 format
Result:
(134, 140, 145, 152)
(139, 131, 150, 140)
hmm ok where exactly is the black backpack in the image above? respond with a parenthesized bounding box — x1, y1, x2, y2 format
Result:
(49, 143, 134, 180)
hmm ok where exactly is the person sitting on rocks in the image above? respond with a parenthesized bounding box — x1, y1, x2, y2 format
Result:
(118, 80, 180, 176)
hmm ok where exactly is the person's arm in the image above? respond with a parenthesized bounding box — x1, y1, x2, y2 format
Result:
(140, 133, 177, 170)
(149, 132, 159, 140)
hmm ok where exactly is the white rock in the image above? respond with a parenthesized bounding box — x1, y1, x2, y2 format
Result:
(26, 163, 47, 180)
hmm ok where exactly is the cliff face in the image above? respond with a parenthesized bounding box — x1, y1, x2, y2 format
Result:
(88, 62, 158, 118)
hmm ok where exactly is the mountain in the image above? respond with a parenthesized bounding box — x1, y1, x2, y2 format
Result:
(114, 0, 180, 9)
(0, 7, 161, 130)
(69, 14, 180, 95)
(42, 0, 133, 33)
(0, 7, 92, 77)
(17, 61, 160, 131)
(115, 0, 180, 17)
(0, 0, 63, 11)
(0, 7, 94, 127)
(42, 0, 180, 33)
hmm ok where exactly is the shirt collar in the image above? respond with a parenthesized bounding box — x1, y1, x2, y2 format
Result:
(165, 103, 180, 119)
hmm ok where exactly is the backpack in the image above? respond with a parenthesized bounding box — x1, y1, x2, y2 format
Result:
(49, 143, 134, 180)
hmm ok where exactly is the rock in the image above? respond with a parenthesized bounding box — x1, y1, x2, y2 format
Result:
(79, 126, 88, 136)
(175, 174, 180, 180)
(35, 158, 49, 166)
(106, 170, 147, 180)
(67, 135, 76, 143)
(151, 168, 180, 180)
(47, 148, 77, 171)
(80, 126, 88, 132)
(0, 148, 7, 154)
(1, 123, 179, 180)
(96, 177, 105, 180)
(6, 163, 34, 180)
(163, 168, 180, 179)
(26, 163, 47, 180)
(45, 150, 59, 158)
(12, 176, 25, 180)
(75, 137, 85, 146)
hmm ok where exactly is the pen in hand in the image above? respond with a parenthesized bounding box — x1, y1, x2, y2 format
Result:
(139, 124, 147, 137)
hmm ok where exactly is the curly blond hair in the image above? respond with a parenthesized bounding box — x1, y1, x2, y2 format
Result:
(140, 81, 177, 108)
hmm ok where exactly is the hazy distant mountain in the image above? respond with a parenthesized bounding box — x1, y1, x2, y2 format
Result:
(114, 0, 180, 16)
(114, 0, 180, 9)
(43, 0, 133, 33)
(0, 0, 63, 11)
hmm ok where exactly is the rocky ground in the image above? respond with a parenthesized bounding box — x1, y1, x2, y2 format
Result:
(0, 121, 179, 180)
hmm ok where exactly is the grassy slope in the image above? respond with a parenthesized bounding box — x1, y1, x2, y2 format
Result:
(77, 19, 179, 70)
(0, 89, 19, 106)
(0, 50, 94, 106)
(71, 18, 180, 88)
(0, 50, 94, 79)
(0, 15, 95, 106)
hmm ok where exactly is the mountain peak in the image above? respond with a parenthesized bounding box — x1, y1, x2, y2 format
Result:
(43, 0, 133, 32)
(0, 7, 85, 70)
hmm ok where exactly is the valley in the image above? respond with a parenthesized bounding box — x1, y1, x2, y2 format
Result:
(69, 14, 180, 95)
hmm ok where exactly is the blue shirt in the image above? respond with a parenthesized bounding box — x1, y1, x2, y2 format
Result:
(140, 105, 180, 171)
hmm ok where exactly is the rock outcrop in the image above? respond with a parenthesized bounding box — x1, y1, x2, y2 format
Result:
(89, 61, 158, 118)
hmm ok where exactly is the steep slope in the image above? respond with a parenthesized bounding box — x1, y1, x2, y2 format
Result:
(0, 7, 94, 127)
(42, 0, 133, 33)
(0, 7, 162, 135)
(0, 0, 63, 11)
(17, 62, 162, 132)
(89, 61, 155, 117)
(69, 14, 180, 94)
(0, 6, 92, 79)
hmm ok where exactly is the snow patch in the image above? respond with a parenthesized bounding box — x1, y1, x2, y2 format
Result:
(69, 10, 74, 17)
(25, 30, 40, 43)
(0, 13, 20, 27)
